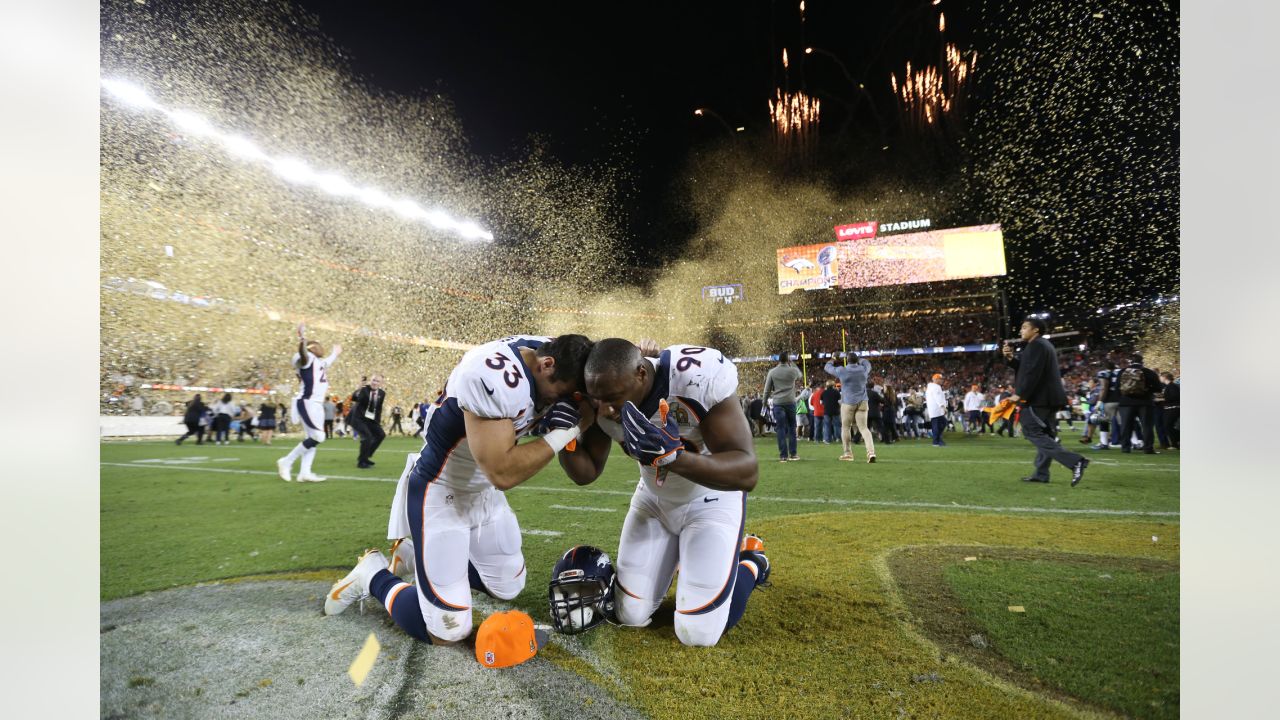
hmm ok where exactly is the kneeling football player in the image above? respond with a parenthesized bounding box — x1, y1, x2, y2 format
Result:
(556, 338, 770, 647)
(323, 334, 594, 646)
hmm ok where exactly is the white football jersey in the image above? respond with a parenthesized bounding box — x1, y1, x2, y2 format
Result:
(598, 344, 740, 504)
(293, 349, 340, 401)
(416, 335, 553, 492)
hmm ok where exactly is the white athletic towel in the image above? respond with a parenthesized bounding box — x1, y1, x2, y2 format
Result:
(387, 452, 420, 540)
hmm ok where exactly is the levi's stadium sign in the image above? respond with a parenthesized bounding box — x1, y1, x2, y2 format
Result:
(878, 218, 931, 234)
(834, 221, 877, 240)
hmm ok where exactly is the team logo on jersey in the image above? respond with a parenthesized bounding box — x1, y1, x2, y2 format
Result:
(484, 651, 495, 665)
(480, 380, 496, 396)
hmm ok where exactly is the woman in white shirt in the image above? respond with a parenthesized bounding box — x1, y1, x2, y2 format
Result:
(211, 393, 237, 445)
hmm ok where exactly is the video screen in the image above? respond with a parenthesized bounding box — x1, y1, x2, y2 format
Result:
(836, 224, 1006, 289)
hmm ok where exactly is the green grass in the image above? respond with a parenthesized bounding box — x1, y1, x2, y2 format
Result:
(101, 432, 1178, 600)
(101, 430, 1180, 718)
(945, 557, 1179, 719)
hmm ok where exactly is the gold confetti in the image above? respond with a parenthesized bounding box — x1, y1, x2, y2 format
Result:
(348, 632, 381, 686)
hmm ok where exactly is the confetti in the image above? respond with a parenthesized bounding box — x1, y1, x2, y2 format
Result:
(348, 632, 381, 686)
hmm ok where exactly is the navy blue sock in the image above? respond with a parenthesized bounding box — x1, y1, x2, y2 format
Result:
(722, 563, 759, 634)
(368, 568, 431, 644)
(468, 562, 495, 598)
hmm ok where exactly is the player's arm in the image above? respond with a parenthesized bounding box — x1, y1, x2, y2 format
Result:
(558, 422, 612, 485)
(464, 411, 563, 491)
(326, 344, 342, 364)
(667, 397, 758, 492)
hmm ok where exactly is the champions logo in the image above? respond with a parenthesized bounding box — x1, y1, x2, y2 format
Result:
(777, 243, 839, 294)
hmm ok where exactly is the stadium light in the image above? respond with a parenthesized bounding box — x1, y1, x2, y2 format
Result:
(100, 76, 495, 242)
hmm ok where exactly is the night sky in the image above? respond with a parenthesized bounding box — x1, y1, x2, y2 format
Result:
(289, 0, 1178, 325)
(291, 1, 981, 250)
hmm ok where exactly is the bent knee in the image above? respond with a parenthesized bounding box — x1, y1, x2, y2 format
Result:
(674, 616, 725, 647)
(485, 575, 525, 601)
(430, 615, 473, 644)
(615, 596, 656, 627)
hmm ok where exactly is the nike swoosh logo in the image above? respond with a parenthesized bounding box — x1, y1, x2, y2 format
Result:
(703, 496, 719, 503)
(480, 380, 495, 396)
(330, 581, 354, 600)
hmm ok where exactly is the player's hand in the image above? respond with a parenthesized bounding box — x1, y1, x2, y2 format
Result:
(621, 399, 682, 467)
(544, 399, 581, 433)
(297, 323, 306, 340)
(573, 391, 596, 432)
(636, 338, 661, 357)
(1002, 343, 1013, 359)
(332, 344, 342, 354)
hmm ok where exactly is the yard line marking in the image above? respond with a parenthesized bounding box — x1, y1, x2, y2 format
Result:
(101, 462, 395, 483)
(522, 529, 564, 537)
(516, 485, 1179, 517)
(100, 463, 1179, 517)
(548, 504, 616, 513)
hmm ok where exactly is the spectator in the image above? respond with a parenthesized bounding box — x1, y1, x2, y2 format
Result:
(881, 384, 899, 444)
(796, 392, 810, 442)
(417, 398, 430, 437)
(963, 384, 986, 434)
(809, 383, 825, 442)
(1002, 316, 1089, 485)
(175, 394, 207, 445)
(236, 403, 257, 442)
(349, 373, 387, 469)
(276, 402, 289, 434)
(748, 393, 766, 437)
(1093, 360, 1122, 450)
(1158, 371, 1179, 450)
(926, 374, 948, 447)
(130, 395, 145, 416)
(210, 393, 237, 445)
(763, 351, 803, 462)
(993, 385, 1016, 438)
(323, 396, 337, 439)
(866, 382, 884, 452)
(820, 380, 841, 447)
(1116, 352, 1161, 454)
(257, 400, 277, 446)
(825, 353, 875, 463)
(389, 404, 405, 435)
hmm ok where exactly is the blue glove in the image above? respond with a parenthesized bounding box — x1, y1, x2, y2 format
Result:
(621, 399, 683, 467)
(543, 399, 581, 432)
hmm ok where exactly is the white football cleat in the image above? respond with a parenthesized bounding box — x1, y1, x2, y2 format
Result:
(324, 549, 389, 616)
(296, 473, 326, 483)
(276, 458, 292, 482)
(389, 537, 416, 580)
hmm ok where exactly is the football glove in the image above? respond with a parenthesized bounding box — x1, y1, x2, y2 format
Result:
(621, 399, 683, 468)
(543, 400, 581, 432)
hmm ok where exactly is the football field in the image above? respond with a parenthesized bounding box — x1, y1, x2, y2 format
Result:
(101, 431, 1179, 719)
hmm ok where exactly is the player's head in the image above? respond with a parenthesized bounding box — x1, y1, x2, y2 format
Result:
(583, 338, 651, 422)
(528, 334, 595, 403)
(306, 339, 324, 357)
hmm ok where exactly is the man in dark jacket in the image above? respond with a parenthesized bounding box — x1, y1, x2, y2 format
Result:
(1116, 353, 1162, 454)
(349, 373, 387, 468)
(176, 394, 207, 445)
(1157, 371, 1179, 450)
(1002, 316, 1088, 485)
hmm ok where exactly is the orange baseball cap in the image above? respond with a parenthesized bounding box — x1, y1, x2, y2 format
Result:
(475, 610, 548, 668)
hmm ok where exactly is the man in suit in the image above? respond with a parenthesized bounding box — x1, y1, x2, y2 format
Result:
(350, 373, 388, 469)
(1002, 316, 1089, 486)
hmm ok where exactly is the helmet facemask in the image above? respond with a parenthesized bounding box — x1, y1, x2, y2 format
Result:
(548, 572, 611, 634)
